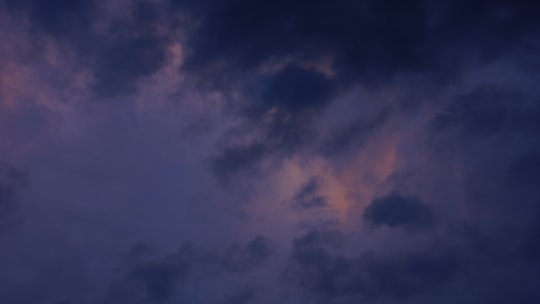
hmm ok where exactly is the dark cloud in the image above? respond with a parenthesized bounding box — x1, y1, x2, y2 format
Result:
(91, 1, 176, 96)
(130, 260, 189, 302)
(93, 36, 170, 97)
(287, 230, 460, 301)
(220, 288, 256, 304)
(187, 0, 537, 176)
(443, 0, 540, 56)
(0, 163, 26, 222)
(291, 229, 345, 252)
(209, 75, 329, 183)
(263, 112, 317, 155)
(210, 143, 268, 183)
(293, 177, 328, 210)
(428, 85, 540, 164)
(507, 151, 540, 191)
(2, 0, 177, 97)
(259, 66, 338, 113)
(413, 81, 540, 303)
(106, 243, 195, 303)
(184, 0, 540, 84)
(5, 0, 539, 99)
(112, 236, 273, 302)
(2, 1, 540, 303)
(184, 0, 427, 78)
(431, 86, 520, 138)
(322, 109, 389, 156)
(363, 191, 435, 230)
(3, 0, 96, 35)
(245, 236, 274, 263)
(522, 218, 540, 263)
(222, 289, 255, 304)
(0, 184, 15, 219)
(217, 235, 274, 272)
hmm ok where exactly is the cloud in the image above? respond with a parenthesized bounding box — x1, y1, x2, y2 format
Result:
(91, 1, 178, 96)
(362, 191, 435, 230)
(220, 287, 256, 304)
(292, 177, 328, 210)
(184, 0, 426, 77)
(217, 235, 275, 272)
(210, 143, 268, 183)
(3, 0, 96, 35)
(109, 236, 274, 303)
(507, 151, 540, 191)
(1, 0, 180, 97)
(321, 109, 389, 156)
(1, 1, 540, 303)
(259, 66, 338, 113)
(286, 229, 460, 301)
(184, 0, 539, 85)
(130, 259, 189, 302)
(431, 86, 521, 138)
(0, 163, 26, 223)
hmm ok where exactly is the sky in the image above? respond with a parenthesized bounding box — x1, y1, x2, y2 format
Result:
(0, 0, 540, 303)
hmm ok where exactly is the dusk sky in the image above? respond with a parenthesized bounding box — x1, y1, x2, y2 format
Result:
(1, 0, 540, 303)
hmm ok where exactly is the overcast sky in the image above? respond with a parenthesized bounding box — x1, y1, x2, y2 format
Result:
(1, 0, 540, 303)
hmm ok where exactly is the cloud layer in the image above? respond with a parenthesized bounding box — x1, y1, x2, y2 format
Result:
(1, 0, 540, 303)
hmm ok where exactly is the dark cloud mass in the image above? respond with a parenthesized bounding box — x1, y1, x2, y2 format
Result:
(0, 163, 26, 222)
(184, 0, 540, 82)
(108, 237, 273, 302)
(293, 177, 328, 210)
(211, 143, 268, 183)
(363, 191, 434, 230)
(287, 229, 460, 300)
(260, 66, 337, 113)
(507, 152, 540, 190)
(3, 0, 96, 35)
(1, 0, 540, 303)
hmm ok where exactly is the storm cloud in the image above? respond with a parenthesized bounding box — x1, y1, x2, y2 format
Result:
(1, 0, 540, 303)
